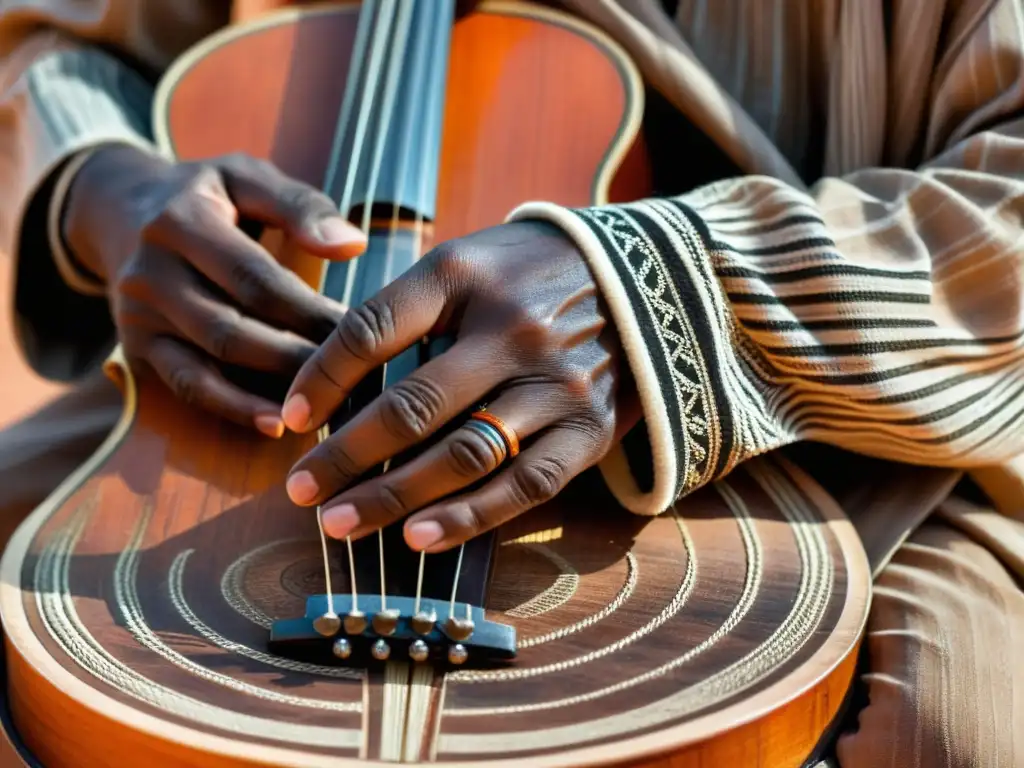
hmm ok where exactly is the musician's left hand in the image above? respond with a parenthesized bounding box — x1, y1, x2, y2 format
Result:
(281, 220, 639, 552)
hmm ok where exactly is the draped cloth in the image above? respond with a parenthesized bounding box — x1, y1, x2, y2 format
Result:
(1, 0, 1023, 764)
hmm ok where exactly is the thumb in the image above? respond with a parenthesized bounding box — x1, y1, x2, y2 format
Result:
(215, 154, 367, 261)
(304, 215, 367, 262)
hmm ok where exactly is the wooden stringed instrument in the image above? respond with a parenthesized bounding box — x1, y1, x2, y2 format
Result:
(0, 1, 870, 765)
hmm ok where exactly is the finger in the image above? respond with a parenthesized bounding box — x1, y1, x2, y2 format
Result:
(215, 154, 366, 261)
(149, 256, 318, 374)
(284, 340, 502, 506)
(166, 210, 347, 342)
(316, 385, 565, 540)
(146, 337, 286, 437)
(401, 427, 599, 552)
(281, 263, 451, 433)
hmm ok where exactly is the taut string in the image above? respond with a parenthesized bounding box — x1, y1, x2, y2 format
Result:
(313, 0, 472, 650)
(313, 0, 398, 630)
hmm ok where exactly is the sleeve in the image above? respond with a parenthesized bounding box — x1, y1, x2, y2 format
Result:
(1, 30, 156, 382)
(510, 2, 1024, 516)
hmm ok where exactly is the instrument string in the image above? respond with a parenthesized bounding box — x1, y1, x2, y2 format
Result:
(361, 0, 415, 614)
(314, 0, 395, 619)
(381, 0, 434, 617)
(359, 0, 414, 238)
(405, 2, 470, 616)
(448, 544, 464, 618)
(312, 0, 378, 629)
(316, 0, 472, 638)
(340, 0, 399, 310)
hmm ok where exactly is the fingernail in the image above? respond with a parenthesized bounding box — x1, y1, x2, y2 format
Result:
(282, 394, 311, 432)
(286, 470, 319, 505)
(323, 503, 360, 539)
(254, 413, 284, 438)
(316, 217, 365, 246)
(406, 521, 445, 551)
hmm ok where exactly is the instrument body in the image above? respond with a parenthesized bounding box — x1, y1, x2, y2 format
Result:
(0, 2, 869, 766)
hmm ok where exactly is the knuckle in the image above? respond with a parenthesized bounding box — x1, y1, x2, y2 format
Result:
(166, 366, 204, 407)
(229, 259, 273, 307)
(336, 300, 394, 362)
(312, 357, 344, 393)
(448, 502, 487, 538)
(143, 166, 223, 239)
(279, 184, 329, 219)
(429, 243, 476, 286)
(462, 504, 488, 537)
(216, 152, 259, 172)
(508, 312, 556, 355)
(379, 378, 446, 442)
(142, 202, 188, 241)
(321, 441, 361, 485)
(184, 163, 226, 197)
(446, 430, 500, 478)
(204, 317, 237, 360)
(561, 366, 595, 401)
(510, 457, 567, 506)
(114, 257, 155, 302)
(377, 484, 408, 520)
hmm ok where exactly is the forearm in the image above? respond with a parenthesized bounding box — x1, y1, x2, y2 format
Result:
(1, 32, 156, 380)
(512, 120, 1024, 513)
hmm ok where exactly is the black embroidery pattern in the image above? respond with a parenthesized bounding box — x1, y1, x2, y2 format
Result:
(576, 206, 721, 498)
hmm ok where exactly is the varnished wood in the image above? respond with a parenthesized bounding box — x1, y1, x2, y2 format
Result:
(0, 696, 33, 768)
(0, 3, 869, 766)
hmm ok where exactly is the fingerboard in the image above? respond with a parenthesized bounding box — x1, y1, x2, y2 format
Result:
(308, 0, 496, 627)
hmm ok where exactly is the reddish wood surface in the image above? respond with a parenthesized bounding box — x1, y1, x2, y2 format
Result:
(0, 4, 868, 767)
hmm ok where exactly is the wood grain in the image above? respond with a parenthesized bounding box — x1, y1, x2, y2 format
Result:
(0, 3, 869, 766)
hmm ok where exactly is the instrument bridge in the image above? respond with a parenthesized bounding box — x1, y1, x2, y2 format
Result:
(268, 594, 517, 668)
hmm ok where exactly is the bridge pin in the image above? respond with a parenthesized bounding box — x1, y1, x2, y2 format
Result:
(408, 639, 430, 663)
(313, 612, 341, 637)
(371, 638, 391, 661)
(332, 638, 352, 659)
(344, 610, 368, 635)
(372, 608, 401, 636)
(447, 644, 468, 665)
(445, 616, 475, 642)
(411, 610, 436, 635)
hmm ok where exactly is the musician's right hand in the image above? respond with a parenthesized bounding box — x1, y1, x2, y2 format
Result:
(60, 144, 366, 436)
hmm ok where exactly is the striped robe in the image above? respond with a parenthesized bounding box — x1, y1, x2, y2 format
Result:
(1, 1, 1023, 765)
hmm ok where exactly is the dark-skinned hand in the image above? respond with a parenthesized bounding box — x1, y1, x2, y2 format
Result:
(282, 220, 640, 553)
(62, 144, 367, 435)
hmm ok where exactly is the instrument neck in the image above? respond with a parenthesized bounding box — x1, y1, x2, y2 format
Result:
(318, 0, 494, 612)
(321, 0, 455, 307)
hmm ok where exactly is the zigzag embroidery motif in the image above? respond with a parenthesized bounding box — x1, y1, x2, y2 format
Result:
(578, 207, 718, 496)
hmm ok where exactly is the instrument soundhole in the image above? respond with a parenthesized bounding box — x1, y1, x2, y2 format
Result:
(237, 541, 332, 621)
(280, 558, 331, 598)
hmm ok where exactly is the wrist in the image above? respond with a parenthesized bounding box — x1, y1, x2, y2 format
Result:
(61, 142, 166, 282)
(49, 148, 109, 293)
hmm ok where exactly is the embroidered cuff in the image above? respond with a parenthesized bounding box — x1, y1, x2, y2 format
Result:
(509, 198, 736, 515)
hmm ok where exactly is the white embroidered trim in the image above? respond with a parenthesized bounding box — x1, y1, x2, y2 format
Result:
(507, 202, 677, 516)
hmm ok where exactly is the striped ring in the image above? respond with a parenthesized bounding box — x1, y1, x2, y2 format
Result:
(467, 410, 520, 459)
